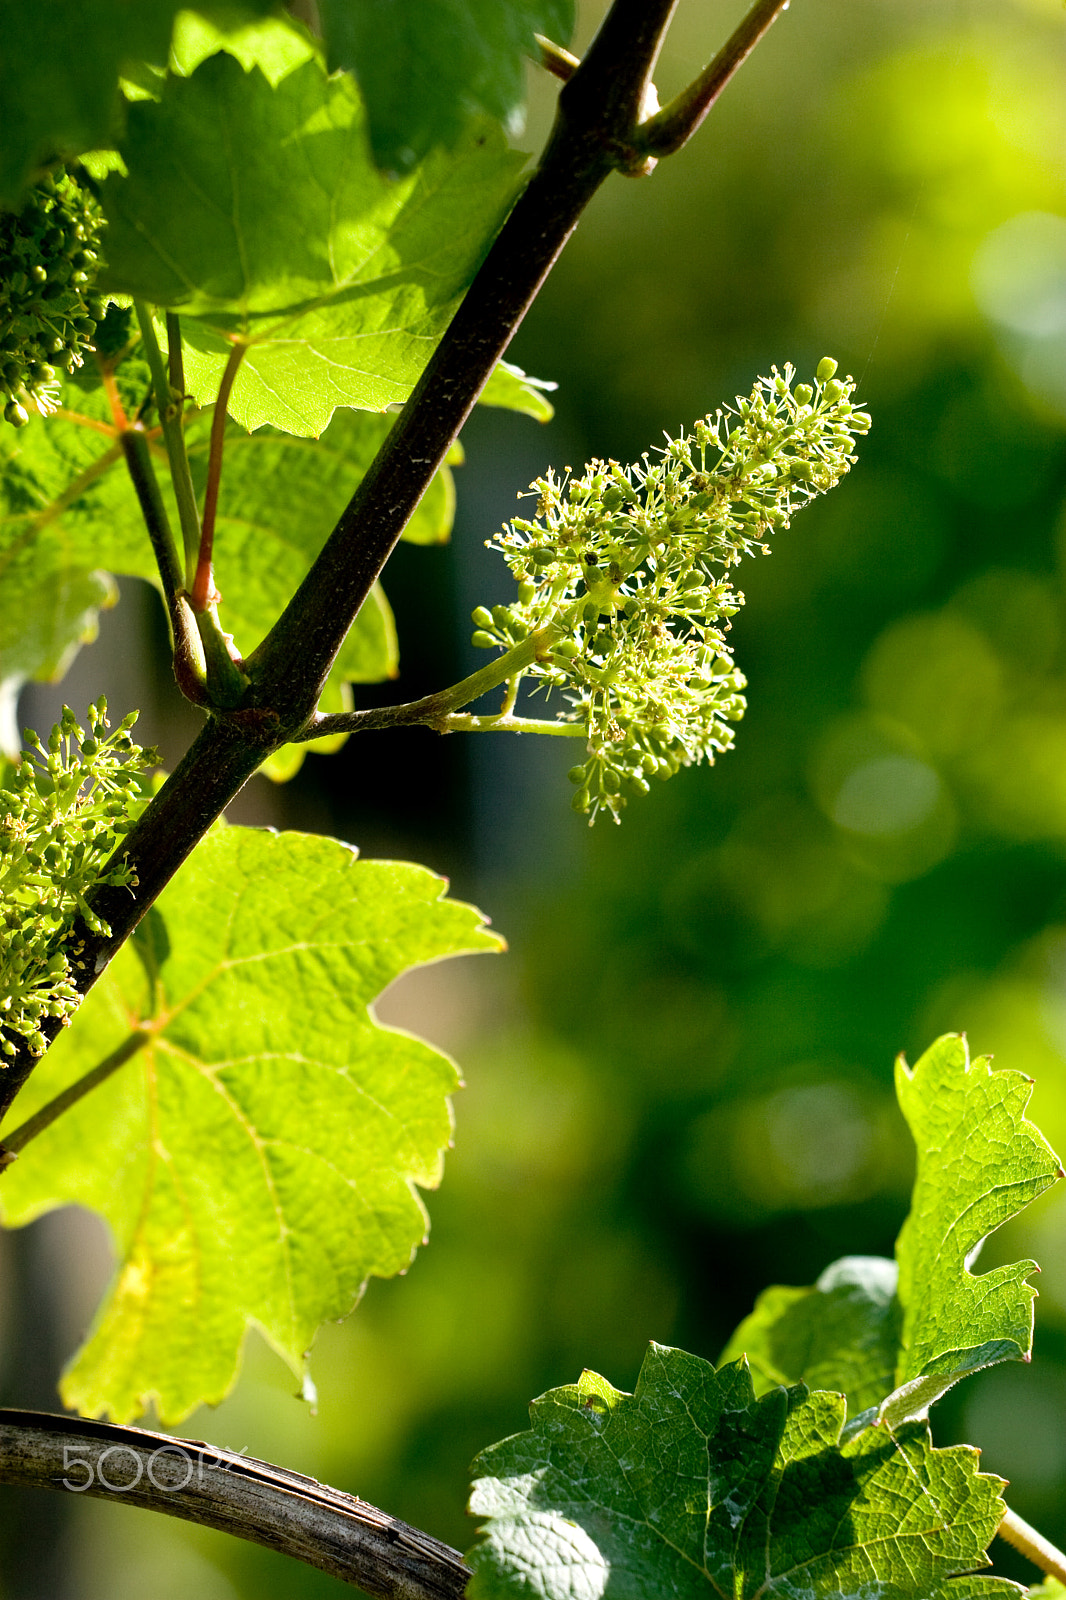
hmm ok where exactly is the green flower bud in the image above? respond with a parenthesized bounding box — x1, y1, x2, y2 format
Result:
(471, 606, 494, 629)
(567, 765, 587, 785)
(793, 384, 813, 406)
(471, 630, 496, 650)
(816, 357, 838, 383)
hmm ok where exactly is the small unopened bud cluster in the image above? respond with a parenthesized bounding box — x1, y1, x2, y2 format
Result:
(0, 701, 157, 1058)
(0, 168, 107, 426)
(471, 362, 869, 822)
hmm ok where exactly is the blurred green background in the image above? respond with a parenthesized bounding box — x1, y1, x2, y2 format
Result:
(2, 0, 1066, 1593)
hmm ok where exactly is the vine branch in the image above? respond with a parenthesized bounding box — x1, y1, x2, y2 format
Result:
(0, 1411, 470, 1600)
(0, 0, 793, 1124)
(636, 0, 792, 158)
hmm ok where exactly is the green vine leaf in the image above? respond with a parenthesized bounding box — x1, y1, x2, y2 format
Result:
(321, 0, 574, 172)
(720, 1255, 901, 1420)
(479, 360, 556, 423)
(0, 0, 274, 206)
(101, 53, 527, 436)
(0, 826, 503, 1424)
(0, 383, 153, 713)
(885, 1033, 1062, 1426)
(466, 1344, 1021, 1600)
(719, 1035, 1062, 1427)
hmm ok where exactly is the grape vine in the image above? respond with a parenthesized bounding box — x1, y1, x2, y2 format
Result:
(0, 2, 1060, 1598)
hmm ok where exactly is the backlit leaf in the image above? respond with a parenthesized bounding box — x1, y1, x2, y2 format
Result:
(0, 0, 274, 206)
(0, 826, 503, 1423)
(101, 54, 527, 436)
(719, 1035, 1062, 1428)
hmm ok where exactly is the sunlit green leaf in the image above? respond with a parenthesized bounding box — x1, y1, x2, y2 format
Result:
(102, 54, 526, 436)
(0, 826, 503, 1423)
(719, 1035, 1062, 1427)
(0, 380, 154, 711)
(480, 360, 555, 422)
(467, 1344, 1020, 1600)
(884, 1032, 1062, 1425)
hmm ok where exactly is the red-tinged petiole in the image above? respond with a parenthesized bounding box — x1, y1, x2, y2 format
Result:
(193, 341, 247, 614)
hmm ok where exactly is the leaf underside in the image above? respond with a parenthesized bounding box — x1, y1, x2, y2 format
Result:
(0, 0, 272, 205)
(0, 826, 503, 1424)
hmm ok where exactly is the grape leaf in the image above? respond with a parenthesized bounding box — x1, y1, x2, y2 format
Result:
(321, 0, 575, 173)
(0, 388, 157, 721)
(173, 325, 555, 432)
(720, 1255, 901, 1420)
(0, 0, 274, 206)
(0, 826, 503, 1424)
(467, 1343, 1021, 1600)
(101, 53, 527, 436)
(884, 1033, 1062, 1426)
(480, 360, 556, 423)
(719, 1035, 1062, 1429)
(169, 7, 318, 86)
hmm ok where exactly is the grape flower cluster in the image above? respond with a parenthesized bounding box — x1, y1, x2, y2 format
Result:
(0, 701, 156, 1059)
(471, 361, 870, 822)
(0, 167, 107, 427)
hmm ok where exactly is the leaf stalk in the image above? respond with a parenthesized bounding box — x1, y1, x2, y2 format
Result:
(194, 340, 247, 613)
(304, 624, 564, 737)
(998, 1506, 1066, 1586)
(118, 428, 210, 705)
(134, 302, 202, 577)
(0, 1031, 152, 1170)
